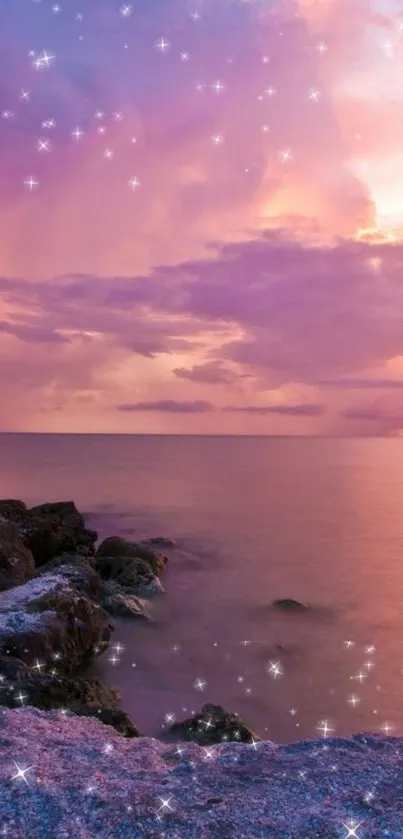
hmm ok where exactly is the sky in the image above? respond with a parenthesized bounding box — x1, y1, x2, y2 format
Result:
(1, 0, 403, 435)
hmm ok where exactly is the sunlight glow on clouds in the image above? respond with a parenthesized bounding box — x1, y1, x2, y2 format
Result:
(0, 0, 403, 434)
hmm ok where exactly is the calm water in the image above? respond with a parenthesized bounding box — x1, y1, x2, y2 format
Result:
(1, 433, 403, 744)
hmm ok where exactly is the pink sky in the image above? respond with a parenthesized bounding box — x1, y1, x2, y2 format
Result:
(1, 0, 403, 435)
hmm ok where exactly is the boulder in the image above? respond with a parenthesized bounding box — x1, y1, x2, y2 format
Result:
(272, 598, 308, 612)
(0, 561, 114, 676)
(96, 536, 168, 577)
(0, 663, 139, 737)
(169, 703, 259, 746)
(0, 518, 35, 591)
(0, 498, 97, 567)
(94, 553, 165, 598)
(101, 581, 151, 619)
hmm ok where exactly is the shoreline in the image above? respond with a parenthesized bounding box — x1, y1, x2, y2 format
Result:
(0, 498, 402, 836)
(2, 705, 403, 838)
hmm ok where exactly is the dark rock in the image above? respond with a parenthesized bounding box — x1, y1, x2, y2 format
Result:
(35, 555, 103, 603)
(0, 653, 31, 681)
(74, 706, 139, 737)
(96, 536, 167, 577)
(272, 598, 308, 611)
(0, 665, 139, 737)
(169, 703, 259, 746)
(101, 581, 151, 619)
(0, 498, 97, 567)
(0, 500, 27, 516)
(0, 562, 113, 676)
(94, 552, 165, 597)
(0, 518, 36, 591)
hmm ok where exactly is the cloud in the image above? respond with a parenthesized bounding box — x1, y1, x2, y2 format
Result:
(116, 399, 214, 413)
(173, 361, 243, 385)
(223, 403, 325, 416)
(320, 378, 403, 390)
(0, 320, 71, 344)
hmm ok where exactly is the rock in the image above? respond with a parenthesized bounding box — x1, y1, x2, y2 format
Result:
(0, 498, 97, 567)
(1, 708, 402, 838)
(0, 518, 36, 591)
(0, 666, 139, 737)
(35, 555, 103, 602)
(143, 536, 176, 549)
(169, 703, 259, 746)
(272, 598, 308, 611)
(0, 562, 113, 676)
(0, 499, 27, 517)
(96, 536, 168, 577)
(94, 553, 164, 598)
(101, 582, 151, 619)
(131, 577, 165, 598)
(74, 706, 139, 737)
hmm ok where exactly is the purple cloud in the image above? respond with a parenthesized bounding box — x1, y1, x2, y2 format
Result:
(0, 320, 70, 344)
(116, 400, 214, 413)
(173, 361, 243, 385)
(223, 403, 326, 416)
(321, 378, 403, 390)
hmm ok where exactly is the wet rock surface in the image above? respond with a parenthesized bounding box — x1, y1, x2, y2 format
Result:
(169, 703, 260, 746)
(1, 708, 402, 839)
(96, 535, 168, 578)
(0, 497, 156, 744)
(0, 518, 36, 591)
(0, 499, 97, 567)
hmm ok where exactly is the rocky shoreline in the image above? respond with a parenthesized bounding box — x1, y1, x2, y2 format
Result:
(0, 498, 259, 742)
(1, 498, 403, 837)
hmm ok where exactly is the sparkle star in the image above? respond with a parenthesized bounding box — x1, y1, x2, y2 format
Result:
(267, 660, 283, 678)
(24, 176, 39, 190)
(71, 126, 84, 141)
(194, 678, 207, 691)
(342, 820, 363, 838)
(128, 176, 140, 190)
(279, 148, 292, 162)
(211, 80, 225, 94)
(316, 719, 335, 738)
(37, 139, 51, 153)
(157, 795, 174, 814)
(10, 761, 34, 786)
(156, 38, 170, 53)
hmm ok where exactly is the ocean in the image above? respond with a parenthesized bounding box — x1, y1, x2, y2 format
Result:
(1, 433, 403, 745)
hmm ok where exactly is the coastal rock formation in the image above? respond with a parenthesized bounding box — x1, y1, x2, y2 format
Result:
(1, 708, 402, 839)
(0, 499, 97, 567)
(94, 552, 164, 597)
(0, 500, 145, 742)
(96, 535, 168, 577)
(169, 703, 259, 746)
(0, 669, 139, 736)
(101, 580, 152, 618)
(0, 518, 36, 591)
(0, 560, 113, 675)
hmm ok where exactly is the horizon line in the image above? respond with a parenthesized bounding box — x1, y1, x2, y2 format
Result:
(0, 432, 400, 439)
